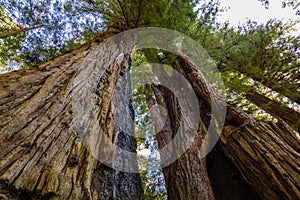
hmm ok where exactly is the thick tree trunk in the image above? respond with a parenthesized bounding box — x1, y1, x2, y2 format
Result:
(207, 140, 261, 200)
(1, 22, 299, 200)
(0, 24, 144, 199)
(171, 53, 300, 200)
(225, 120, 300, 200)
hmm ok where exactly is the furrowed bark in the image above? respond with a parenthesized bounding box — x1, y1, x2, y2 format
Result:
(0, 24, 144, 199)
(226, 121, 300, 199)
(147, 83, 215, 200)
(143, 62, 215, 199)
(172, 52, 300, 200)
(207, 140, 261, 200)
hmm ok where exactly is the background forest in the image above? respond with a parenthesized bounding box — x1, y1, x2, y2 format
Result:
(0, 0, 299, 199)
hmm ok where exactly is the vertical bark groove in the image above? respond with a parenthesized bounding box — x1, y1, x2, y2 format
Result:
(226, 121, 300, 199)
(149, 82, 215, 199)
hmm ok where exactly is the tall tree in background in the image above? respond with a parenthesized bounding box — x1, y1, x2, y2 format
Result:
(0, 5, 26, 71)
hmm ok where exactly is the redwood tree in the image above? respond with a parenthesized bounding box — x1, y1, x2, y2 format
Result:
(0, 0, 299, 199)
(0, 23, 144, 199)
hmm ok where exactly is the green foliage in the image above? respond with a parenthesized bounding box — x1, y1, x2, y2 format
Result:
(260, 0, 300, 15)
(0, 33, 24, 71)
(0, 6, 24, 71)
(131, 49, 168, 199)
(0, 0, 202, 69)
(282, 0, 300, 15)
(140, 169, 167, 200)
(205, 18, 299, 108)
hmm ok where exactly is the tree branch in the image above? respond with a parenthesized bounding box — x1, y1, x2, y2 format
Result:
(0, 25, 45, 39)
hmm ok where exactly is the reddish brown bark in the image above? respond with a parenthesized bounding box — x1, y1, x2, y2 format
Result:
(246, 90, 300, 131)
(147, 83, 215, 200)
(0, 22, 299, 200)
(171, 52, 300, 200)
(226, 121, 300, 199)
(0, 23, 144, 199)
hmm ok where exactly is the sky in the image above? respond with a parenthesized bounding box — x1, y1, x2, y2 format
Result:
(217, 0, 299, 26)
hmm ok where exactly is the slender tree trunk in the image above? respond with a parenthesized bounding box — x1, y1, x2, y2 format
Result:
(0, 24, 144, 199)
(146, 54, 253, 199)
(147, 83, 215, 200)
(218, 58, 300, 105)
(240, 68, 300, 105)
(246, 90, 300, 131)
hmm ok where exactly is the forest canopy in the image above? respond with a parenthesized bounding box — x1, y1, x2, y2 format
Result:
(1, 0, 298, 120)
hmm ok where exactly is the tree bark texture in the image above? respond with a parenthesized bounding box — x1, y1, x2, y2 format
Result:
(148, 83, 215, 200)
(0, 22, 299, 200)
(0, 24, 144, 199)
(207, 140, 261, 200)
(147, 55, 254, 200)
(226, 120, 300, 199)
(172, 52, 300, 200)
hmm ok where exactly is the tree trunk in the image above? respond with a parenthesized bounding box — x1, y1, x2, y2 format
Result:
(246, 90, 300, 131)
(1, 22, 299, 200)
(207, 140, 261, 200)
(171, 53, 300, 200)
(147, 83, 215, 200)
(219, 57, 300, 105)
(225, 120, 300, 200)
(240, 67, 300, 105)
(0, 24, 144, 199)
